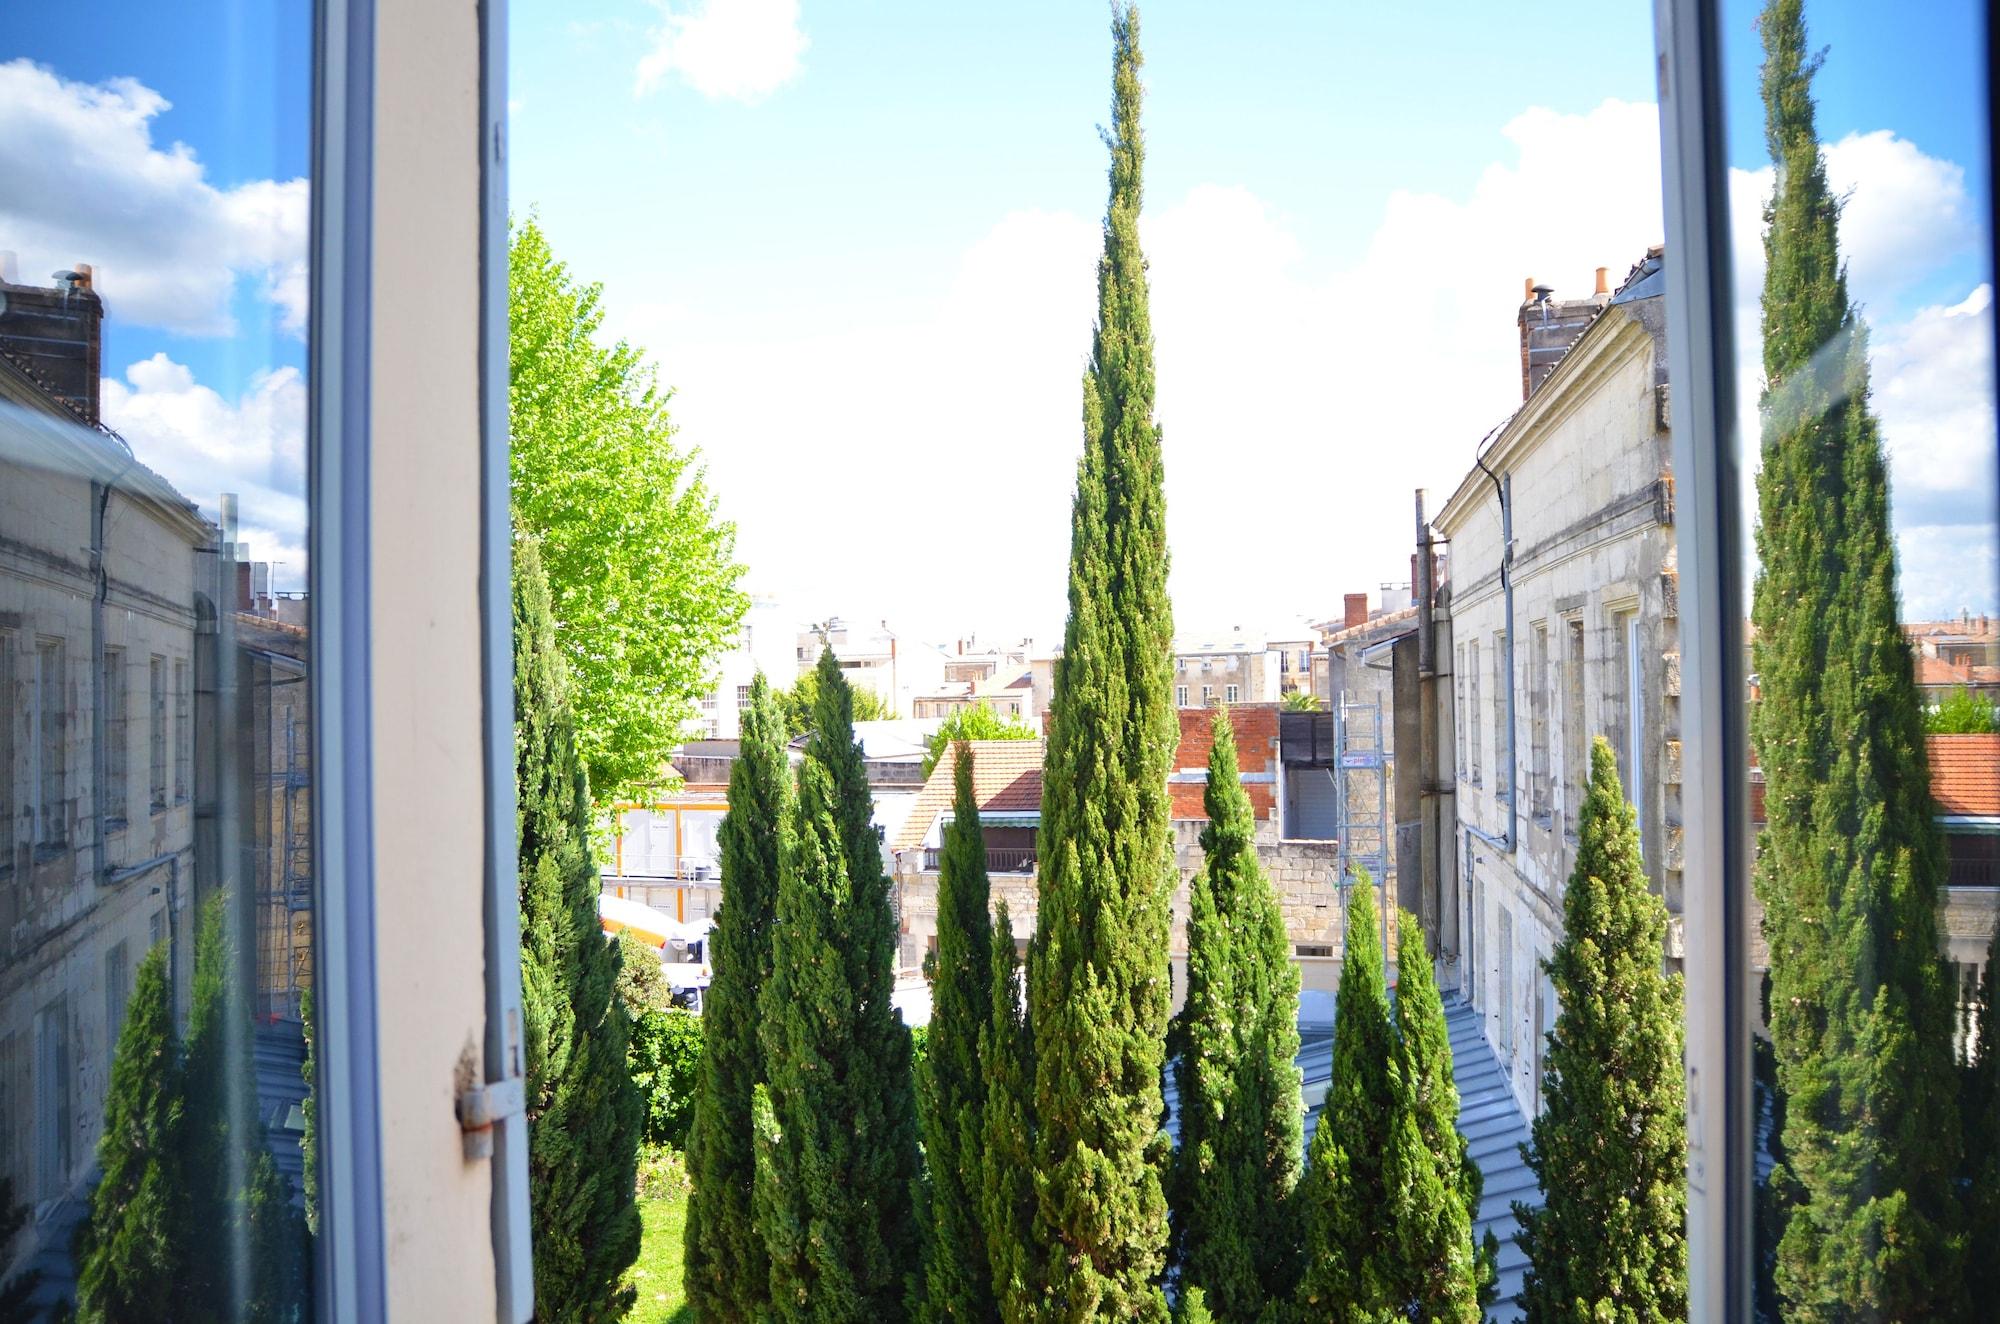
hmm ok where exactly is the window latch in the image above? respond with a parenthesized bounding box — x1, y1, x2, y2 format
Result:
(457, 1076, 525, 1161)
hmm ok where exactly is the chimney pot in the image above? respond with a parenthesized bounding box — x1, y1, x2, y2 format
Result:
(74, 263, 93, 290)
(1523, 276, 1535, 302)
(1343, 593, 1369, 629)
(1594, 266, 1609, 295)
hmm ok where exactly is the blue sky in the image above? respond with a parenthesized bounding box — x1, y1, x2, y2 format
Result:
(2, 1, 1990, 624)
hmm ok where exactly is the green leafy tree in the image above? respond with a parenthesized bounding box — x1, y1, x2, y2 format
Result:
(629, 1008, 705, 1149)
(1927, 687, 1996, 734)
(1170, 711, 1303, 1321)
(1294, 876, 1398, 1321)
(918, 744, 997, 1322)
(514, 533, 643, 1322)
(0, 1172, 39, 1323)
(183, 897, 308, 1323)
(920, 703, 1039, 778)
(1514, 739, 1685, 1321)
(300, 982, 318, 1237)
(981, 901, 1038, 1324)
(1025, 8, 1178, 1316)
(686, 673, 788, 1322)
(510, 217, 747, 799)
(756, 654, 920, 1321)
(75, 946, 187, 1323)
(1963, 934, 1999, 1315)
(1280, 689, 1321, 713)
(1751, 2, 1966, 1314)
(777, 666, 893, 740)
(615, 929, 671, 1015)
(1390, 908, 1488, 1322)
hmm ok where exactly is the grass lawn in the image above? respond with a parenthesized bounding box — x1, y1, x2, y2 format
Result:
(627, 1154, 693, 1323)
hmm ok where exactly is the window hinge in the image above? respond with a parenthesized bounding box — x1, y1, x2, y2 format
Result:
(457, 1075, 525, 1161)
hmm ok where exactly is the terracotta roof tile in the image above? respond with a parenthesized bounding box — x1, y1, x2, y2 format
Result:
(891, 739, 1045, 848)
(1930, 733, 2000, 818)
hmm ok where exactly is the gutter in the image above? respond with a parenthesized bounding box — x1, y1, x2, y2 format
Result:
(105, 851, 181, 996)
(1468, 423, 1518, 857)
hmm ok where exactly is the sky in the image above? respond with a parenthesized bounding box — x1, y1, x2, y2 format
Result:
(1, 0, 1991, 634)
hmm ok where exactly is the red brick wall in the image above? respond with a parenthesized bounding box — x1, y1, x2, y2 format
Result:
(1172, 704, 1279, 820)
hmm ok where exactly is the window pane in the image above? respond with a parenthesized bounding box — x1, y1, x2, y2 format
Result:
(1709, 0, 1998, 1313)
(1, 4, 320, 1318)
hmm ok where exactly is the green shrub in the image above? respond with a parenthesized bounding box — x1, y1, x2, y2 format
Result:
(630, 1008, 704, 1149)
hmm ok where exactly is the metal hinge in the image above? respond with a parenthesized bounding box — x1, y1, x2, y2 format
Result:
(457, 1076, 525, 1161)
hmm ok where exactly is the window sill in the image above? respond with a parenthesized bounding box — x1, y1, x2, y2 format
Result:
(105, 818, 128, 835)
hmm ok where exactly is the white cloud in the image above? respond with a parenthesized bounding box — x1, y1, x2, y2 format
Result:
(636, 0, 807, 103)
(0, 59, 307, 337)
(101, 353, 309, 589)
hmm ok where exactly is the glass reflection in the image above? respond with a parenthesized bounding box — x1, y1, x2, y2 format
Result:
(1, 5, 316, 1319)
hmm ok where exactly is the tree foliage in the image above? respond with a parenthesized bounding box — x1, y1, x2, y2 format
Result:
(981, 901, 1038, 1324)
(1515, 739, 1685, 1321)
(0, 1172, 38, 1323)
(514, 533, 643, 1322)
(1295, 877, 1399, 1320)
(1170, 711, 1303, 1321)
(755, 654, 920, 1320)
(1023, 8, 1178, 1316)
(630, 1008, 705, 1150)
(921, 703, 1039, 779)
(1926, 686, 1995, 734)
(1280, 689, 1321, 713)
(1750, 2, 1965, 1313)
(686, 673, 789, 1322)
(777, 665, 894, 741)
(1963, 933, 2000, 1315)
(510, 217, 746, 799)
(918, 745, 998, 1321)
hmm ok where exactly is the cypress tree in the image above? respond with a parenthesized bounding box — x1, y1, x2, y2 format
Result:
(1751, 2, 1965, 1313)
(1389, 908, 1486, 1323)
(1027, 6, 1178, 1315)
(919, 744, 997, 1322)
(513, 534, 643, 1322)
(1169, 711, 1302, 1321)
(1295, 875, 1398, 1321)
(1964, 935, 1999, 1314)
(686, 672, 789, 1322)
(75, 945, 187, 1322)
(981, 901, 1039, 1324)
(756, 759, 874, 1319)
(1514, 739, 1686, 1321)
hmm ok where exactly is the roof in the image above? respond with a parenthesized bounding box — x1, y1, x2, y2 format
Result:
(1931, 734, 2000, 818)
(890, 738, 1045, 848)
(1916, 656, 2000, 688)
(1317, 604, 1418, 650)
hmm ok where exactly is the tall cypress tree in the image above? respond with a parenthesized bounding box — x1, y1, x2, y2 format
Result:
(919, 744, 997, 1322)
(514, 534, 643, 1323)
(1963, 935, 1999, 1314)
(1751, 2, 1965, 1313)
(1389, 908, 1487, 1323)
(686, 672, 789, 1323)
(75, 945, 187, 1322)
(1170, 712, 1302, 1321)
(981, 901, 1039, 1324)
(1295, 875, 1398, 1321)
(1514, 739, 1685, 1321)
(1027, 6, 1177, 1315)
(756, 759, 873, 1319)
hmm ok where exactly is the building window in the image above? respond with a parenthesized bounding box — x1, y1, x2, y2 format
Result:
(1, 631, 14, 869)
(174, 659, 190, 803)
(35, 638, 66, 847)
(104, 942, 131, 1058)
(1497, 906, 1515, 1059)
(104, 649, 128, 827)
(1454, 642, 1467, 775)
(735, 683, 752, 710)
(34, 997, 70, 1203)
(1176, 685, 1188, 707)
(1294, 943, 1332, 958)
(1529, 624, 1551, 823)
(1613, 609, 1643, 845)
(1466, 638, 1481, 783)
(1225, 683, 1239, 704)
(149, 655, 167, 812)
(1202, 684, 1214, 706)
(1491, 631, 1510, 803)
(1564, 618, 1585, 833)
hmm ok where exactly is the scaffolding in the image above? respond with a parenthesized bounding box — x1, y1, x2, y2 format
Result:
(1334, 693, 1391, 963)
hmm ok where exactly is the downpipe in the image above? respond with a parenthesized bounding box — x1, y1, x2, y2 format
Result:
(1467, 432, 1518, 859)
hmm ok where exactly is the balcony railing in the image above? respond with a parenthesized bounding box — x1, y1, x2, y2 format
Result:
(922, 846, 1037, 873)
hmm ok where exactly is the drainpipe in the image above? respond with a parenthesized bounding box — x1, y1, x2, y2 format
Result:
(107, 852, 180, 999)
(1467, 426, 1517, 858)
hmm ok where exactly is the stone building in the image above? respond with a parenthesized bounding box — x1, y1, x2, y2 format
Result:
(1172, 634, 1279, 710)
(1430, 251, 1681, 1115)
(1, 270, 219, 1218)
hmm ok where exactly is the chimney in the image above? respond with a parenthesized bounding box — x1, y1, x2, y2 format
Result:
(74, 262, 93, 291)
(1344, 593, 1369, 629)
(1594, 266, 1609, 296)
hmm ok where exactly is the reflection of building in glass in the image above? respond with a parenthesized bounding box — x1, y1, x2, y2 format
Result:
(1, 268, 214, 1219)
